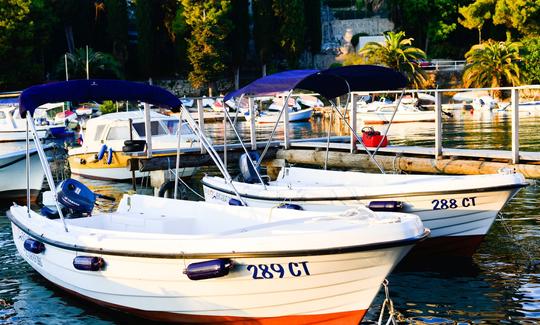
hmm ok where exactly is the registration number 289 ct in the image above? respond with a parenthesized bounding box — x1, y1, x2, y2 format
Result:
(432, 197, 477, 210)
(246, 262, 310, 279)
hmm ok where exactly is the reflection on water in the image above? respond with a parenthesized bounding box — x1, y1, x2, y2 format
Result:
(0, 111, 538, 324)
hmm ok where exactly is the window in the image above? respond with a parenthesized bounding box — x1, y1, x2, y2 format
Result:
(94, 125, 106, 141)
(106, 126, 130, 140)
(132, 121, 168, 136)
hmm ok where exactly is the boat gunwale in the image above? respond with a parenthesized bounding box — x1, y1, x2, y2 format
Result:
(201, 178, 529, 202)
(7, 210, 429, 259)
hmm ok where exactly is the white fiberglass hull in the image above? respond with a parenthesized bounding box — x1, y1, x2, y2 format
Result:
(202, 168, 527, 257)
(357, 110, 436, 124)
(0, 148, 45, 202)
(0, 129, 48, 142)
(8, 195, 426, 323)
(246, 108, 313, 123)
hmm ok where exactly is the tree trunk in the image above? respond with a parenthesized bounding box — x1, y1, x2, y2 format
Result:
(65, 25, 75, 54)
(262, 63, 267, 77)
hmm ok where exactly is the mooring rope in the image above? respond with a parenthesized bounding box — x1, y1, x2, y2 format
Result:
(377, 279, 401, 325)
(497, 212, 539, 271)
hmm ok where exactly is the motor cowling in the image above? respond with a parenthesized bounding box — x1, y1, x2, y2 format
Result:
(56, 178, 96, 217)
(239, 151, 261, 184)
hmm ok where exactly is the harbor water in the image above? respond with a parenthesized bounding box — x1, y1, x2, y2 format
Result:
(0, 110, 538, 324)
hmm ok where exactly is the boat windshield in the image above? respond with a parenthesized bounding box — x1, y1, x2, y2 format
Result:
(163, 120, 193, 135)
(132, 121, 169, 136)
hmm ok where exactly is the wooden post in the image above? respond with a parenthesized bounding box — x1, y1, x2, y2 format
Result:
(283, 100, 290, 149)
(350, 93, 357, 153)
(197, 99, 206, 154)
(511, 88, 519, 164)
(435, 91, 443, 159)
(144, 102, 152, 158)
(249, 96, 256, 150)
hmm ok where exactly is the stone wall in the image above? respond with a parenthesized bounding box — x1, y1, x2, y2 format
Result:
(331, 17, 394, 40)
(157, 79, 233, 97)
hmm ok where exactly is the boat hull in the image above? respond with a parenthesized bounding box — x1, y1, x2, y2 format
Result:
(202, 182, 522, 257)
(0, 149, 45, 203)
(247, 108, 313, 124)
(0, 129, 48, 142)
(10, 220, 413, 323)
(68, 152, 198, 181)
(358, 111, 435, 124)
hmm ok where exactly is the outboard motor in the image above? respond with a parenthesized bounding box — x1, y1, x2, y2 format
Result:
(238, 151, 262, 184)
(56, 178, 96, 217)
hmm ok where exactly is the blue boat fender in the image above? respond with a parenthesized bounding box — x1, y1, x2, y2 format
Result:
(73, 256, 105, 271)
(185, 259, 233, 280)
(277, 203, 303, 210)
(97, 144, 107, 160)
(106, 147, 113, 165)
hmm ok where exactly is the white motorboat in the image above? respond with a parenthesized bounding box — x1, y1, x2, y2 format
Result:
(203, 167, 526, 257)
(68, 111, 199, 181)
(0, 144, 51, 203)
(211, 65, 528, 258)
(9, 189, 427, 323)
(245, 107, 313, 123)
(0, 105, 66, 142)
(10, 78, 429, 323)
(356, 101, 436, 124)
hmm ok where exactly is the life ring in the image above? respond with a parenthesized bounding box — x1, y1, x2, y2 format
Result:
(97, 144, 107, 160)
(106, 147, 113, 165)
(158, 180, 176, 198)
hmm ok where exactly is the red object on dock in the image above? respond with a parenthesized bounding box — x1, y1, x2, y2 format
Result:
(361, 127, 388, 147)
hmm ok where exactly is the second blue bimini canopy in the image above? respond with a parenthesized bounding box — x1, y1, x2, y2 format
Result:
(19, 79, 182, 117)
(224, 65, 407, 102)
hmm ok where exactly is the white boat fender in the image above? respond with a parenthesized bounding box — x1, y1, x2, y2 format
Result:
(184, 258, 233, 280)
(368, 201, 404, 212)
(96, 144, 107, 160)
(73, 256, 105, 271)
(24, 238, 45, 254)
(106, 147, 113, 165)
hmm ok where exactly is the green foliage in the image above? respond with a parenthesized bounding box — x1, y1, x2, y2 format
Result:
(358, 31, 428, 89)
(520, 37, 540, 84)
(459, 0, 539, 41)
(253, 0, 275, 65)
(99, 100, 117, 114)
(172, 4, 190, 74)
(463, 40, 524, 97)
(351, 33, 368, 50)
(136, 0, 178, 78)
(104, 0, 129, 67)
(272, 0, 305, 67)
(54, 47, 123, 79)
(329, 62, 343, 69)
(0, 0, 56, 90)
(182, 0, 233, 90)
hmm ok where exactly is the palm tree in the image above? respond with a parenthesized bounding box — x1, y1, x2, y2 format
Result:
(358, 31, 428, 89)
(55, 47, 123, 80)
(463, 40, 523, 98)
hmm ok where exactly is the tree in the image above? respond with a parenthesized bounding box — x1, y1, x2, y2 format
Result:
(182, 0, 233, 95)
(358, 31, 428, 89)
(172, 4, 190, 75)
(463, 40, 523, 98)
(521, 37, 540, 84)
(272, 0, 305, 67)
(104, 0, 129, 69)
(228, 0, 249, 89)
(0, 0, 56, 90)
(136, 0, 178, 78)
(54, 47, 123, 79)
(459, 0, 540, 42)
(458, 0, 495, 44)
(253, 0, 275, 76)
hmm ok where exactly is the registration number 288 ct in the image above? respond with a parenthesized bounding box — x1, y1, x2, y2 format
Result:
(432, 197, 477, 210)
(246, 262, 310, 279)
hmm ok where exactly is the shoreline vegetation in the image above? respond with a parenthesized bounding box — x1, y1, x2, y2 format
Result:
(0, 1, 538, 95)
